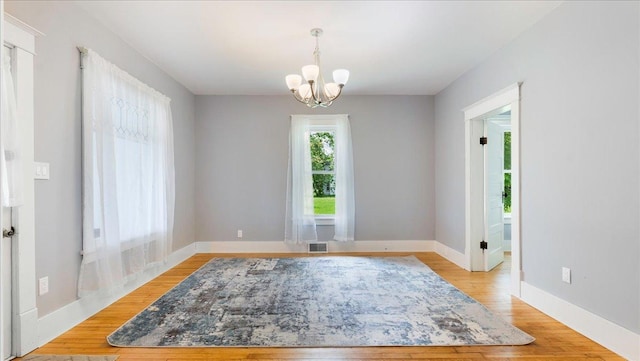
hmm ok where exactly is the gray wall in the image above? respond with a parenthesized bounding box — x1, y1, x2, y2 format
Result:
(195, 95, 434, 243)
(5, 1, 196, 317)
(435, 1, 639, 333)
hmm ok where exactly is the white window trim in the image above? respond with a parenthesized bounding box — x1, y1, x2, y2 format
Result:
(315, 217, 335, 226)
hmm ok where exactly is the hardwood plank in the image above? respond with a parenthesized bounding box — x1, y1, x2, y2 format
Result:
(18, 252, 624, 360)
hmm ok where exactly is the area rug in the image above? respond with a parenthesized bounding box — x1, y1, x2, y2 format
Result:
(107, 256, 534, 347)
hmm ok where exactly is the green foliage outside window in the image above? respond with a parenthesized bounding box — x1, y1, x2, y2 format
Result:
(503, 132, 511, 213)
(503, 173, 511, 213)
(504, 131, 511, 170)
(310, 132, 335, 214)
(310, 132, 335, 173)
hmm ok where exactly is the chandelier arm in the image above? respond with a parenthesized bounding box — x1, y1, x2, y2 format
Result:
(290, 90, 309, 105)
(307, 80, 323, 106)
(327, 84, 345, 102)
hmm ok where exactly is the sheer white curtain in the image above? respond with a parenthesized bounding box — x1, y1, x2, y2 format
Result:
(333, 115, 355, 241)
(284, 114, 355, 243)
(284, 116, 317, 243)
(1, 53, 23, 207)
(78, 49, 175, 297)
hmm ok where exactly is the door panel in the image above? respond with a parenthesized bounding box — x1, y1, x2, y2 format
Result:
(484, 120, 504, 271)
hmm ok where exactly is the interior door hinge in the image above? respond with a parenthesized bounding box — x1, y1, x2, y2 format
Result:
(480, 240, 488, 251)
(479, 136, 488, 145)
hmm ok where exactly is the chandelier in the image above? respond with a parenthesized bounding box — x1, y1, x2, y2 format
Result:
(285, 28, 349, 108)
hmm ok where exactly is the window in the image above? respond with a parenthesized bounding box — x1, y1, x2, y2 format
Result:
(285, 114, 354, 243)
(503, 131, 511, 214)
(79, 49, 175, 296)
(310, 128, 336, 217)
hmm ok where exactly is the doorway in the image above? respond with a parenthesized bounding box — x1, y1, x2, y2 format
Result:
(463, 83, 522, 297)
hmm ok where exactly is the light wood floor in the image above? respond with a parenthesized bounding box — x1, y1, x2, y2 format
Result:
(21, 252, 624, 360)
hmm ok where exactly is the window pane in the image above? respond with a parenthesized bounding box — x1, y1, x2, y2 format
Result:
(310, 131, 335, 171)
(313, 173, 335, 215)
(504, 131, 511, 170)
(312, 173, 335, 198)
(503, 172, 511, 213)
(314, 196, 335, 215)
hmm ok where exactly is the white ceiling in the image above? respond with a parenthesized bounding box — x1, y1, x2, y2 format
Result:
(74, 1, 561, 96)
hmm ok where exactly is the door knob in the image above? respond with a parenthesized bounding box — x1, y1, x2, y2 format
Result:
(3, 226, 15, 238)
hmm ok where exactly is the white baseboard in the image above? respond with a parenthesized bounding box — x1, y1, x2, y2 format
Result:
(521, 281, 639, 361)
(195, 240, 435, 254)
(433, 241, 469, 270)
(36, 243, 197, 347)
(15, 307, 38, 356)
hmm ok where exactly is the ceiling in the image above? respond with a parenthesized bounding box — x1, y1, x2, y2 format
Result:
(74, 1, 561, 96)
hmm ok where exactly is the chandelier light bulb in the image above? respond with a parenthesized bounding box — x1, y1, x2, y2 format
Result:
(285, 28, 348, 108)
(298, 83, 312, 100)
(301, 65, 319, 83)
(333, 69, 350, 85)
(324, 83, 341, 98)
(286, 74, 302, 90)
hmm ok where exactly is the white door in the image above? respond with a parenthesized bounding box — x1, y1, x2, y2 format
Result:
(484, 119, 505, 271)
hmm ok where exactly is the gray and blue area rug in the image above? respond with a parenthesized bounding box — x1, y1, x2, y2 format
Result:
(107, 256, 534, 347)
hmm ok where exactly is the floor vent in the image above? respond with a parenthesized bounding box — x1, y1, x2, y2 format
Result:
(308, 242, 328, 253)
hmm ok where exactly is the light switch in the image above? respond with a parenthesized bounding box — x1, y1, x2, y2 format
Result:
(562, 267, 571, 284)
(34, 162, 50, 180)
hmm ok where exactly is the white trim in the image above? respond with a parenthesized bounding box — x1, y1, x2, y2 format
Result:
(4, 14, 43, 37)
(463, 82, 522, 298)
(521, 282, 639, 361)
(292, 114, 349, 126)
(509, 99, 522, 296)
(0, 8, 6, 360)
(315, 217, 335, 226)
(3, 14, 43, 55)
(195, 240, 434, 254)
(37, 244, 196, 347)
(433, 241, 469, 270)
(3, 16, 41, 357)
(13, 308, 36, 358)
(463, 83, 520, 121)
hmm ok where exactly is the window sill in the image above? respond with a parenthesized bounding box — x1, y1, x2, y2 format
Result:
(315, 217, 335, 226)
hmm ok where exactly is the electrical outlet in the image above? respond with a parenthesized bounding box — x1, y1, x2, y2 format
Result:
(562, 267, 571, 284)
(39, 276, 49, 295)
(237, 230, 243, 238)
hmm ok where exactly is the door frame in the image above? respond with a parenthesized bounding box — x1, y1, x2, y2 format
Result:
(463, 82, 522, 297)
(2, 13, 41, 357)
